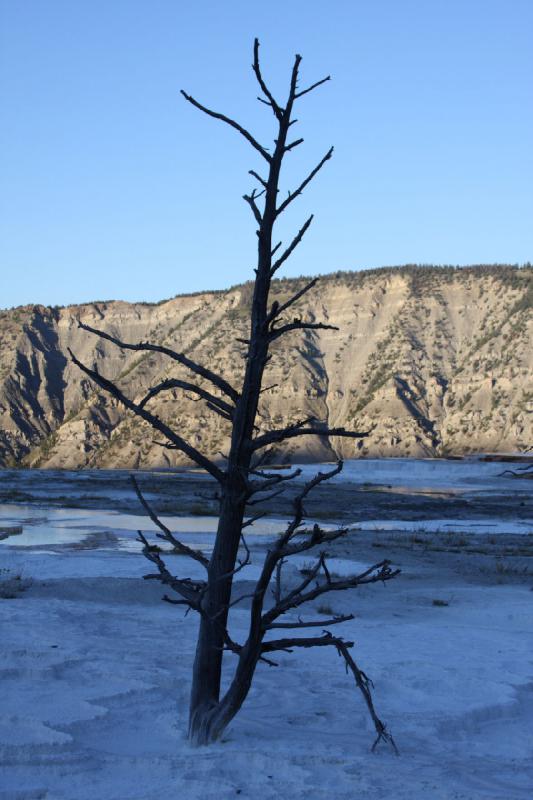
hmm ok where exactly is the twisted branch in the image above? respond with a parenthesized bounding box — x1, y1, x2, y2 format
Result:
(76, 320, 239, 402)
(252, 38, 282, 119)
(131, 475, 209, 568)
(252, 424, 370, 451)
(180, 90, 271, 163)
(138, 378, 234, 420)
(68, 349, 225, 482)
(270, 215, 314, 276)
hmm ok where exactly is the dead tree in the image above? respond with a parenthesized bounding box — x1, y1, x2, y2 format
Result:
(71, 39, 399, 748)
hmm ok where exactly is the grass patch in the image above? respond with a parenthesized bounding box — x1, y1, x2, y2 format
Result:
(189, 503, 215, 516)
(0, 569, 32, 599)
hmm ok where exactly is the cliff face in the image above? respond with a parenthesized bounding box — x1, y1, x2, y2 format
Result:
(0, 265, 531, 468)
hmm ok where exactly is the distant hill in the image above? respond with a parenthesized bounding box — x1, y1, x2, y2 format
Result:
(0, 264, 531, 468)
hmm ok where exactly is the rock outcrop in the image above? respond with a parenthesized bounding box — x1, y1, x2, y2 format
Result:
(0, 265, 531, 468)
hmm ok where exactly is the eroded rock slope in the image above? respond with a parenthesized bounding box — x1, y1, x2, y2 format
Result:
(0, 265, 531, 468)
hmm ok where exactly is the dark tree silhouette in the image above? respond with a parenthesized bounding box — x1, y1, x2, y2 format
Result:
(71, 39, 399, 748)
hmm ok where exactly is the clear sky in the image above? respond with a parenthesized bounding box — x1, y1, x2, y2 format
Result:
(1, 0, 532, 308)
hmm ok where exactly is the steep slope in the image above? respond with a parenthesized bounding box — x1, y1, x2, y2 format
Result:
(0, 265, 531, 468)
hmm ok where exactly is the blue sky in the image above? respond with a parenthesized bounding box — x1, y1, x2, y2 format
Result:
(1, 0, 532, 307)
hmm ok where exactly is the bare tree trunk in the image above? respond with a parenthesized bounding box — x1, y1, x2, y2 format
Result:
(187, 68, 280, 737)
(188, 488, 248, 742)
(189, 328, 270, 741)
(72, 39, 398, 752)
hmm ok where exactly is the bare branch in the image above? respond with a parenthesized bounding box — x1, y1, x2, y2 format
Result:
(252, 38, 282, 119)
(247, 466, 294, 479)
(261, 632, 353, 653)
(212, 533, 251, 584)
(259, 382, 279, 394)
(137, 530, 206, 607)
(248, 169, 268, 189)
(240, 532, 251, 564)
(268, 464, 345, 558)
(69, 349, 225, 483)
(269, 320, 338, 342)
(241, 511, 269, 529)
(281, 525, 349, 558)
(162, 595, 196, 609)
(223, 639, 279, 668)
(243, 191, 263, 225)
(261, 627, 397, 753)
(76, 319, 239, 402)
(263, 560, 400, 624)
(180, 90, 271, 162)
(273, 551, 327, 611)
(151, 440, 179, 451)
(284, 137, 304, 152)
(287, 51, 303, 110)
(277, 147, 334, 216)
(138, 378, 234, 419)
(205, 401, 232, 422)
(252, 424, 369, 451)
(334, 639, 399, 754)
(267, 614, 354, 629)
(295, 75, 331, 99)
(273, 557, 285, 604)
(245, 486, 287, 506)
(270, 215, 314, 275)
(217, 590, 257, 614)
(247, 465, 372, 621)
(281, 463, 344, 549)
(246, 467, 302, 497)
(250, 446, 277, 470)
(267, 278, 319, 324)
(131, 475, 209, 568)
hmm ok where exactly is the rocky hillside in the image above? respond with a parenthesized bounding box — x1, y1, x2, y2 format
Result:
(0, 265, 531, 468)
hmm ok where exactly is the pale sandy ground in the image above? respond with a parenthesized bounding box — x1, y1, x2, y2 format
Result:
(1, 525, 533, 799)
(1, 459, 532, 799)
